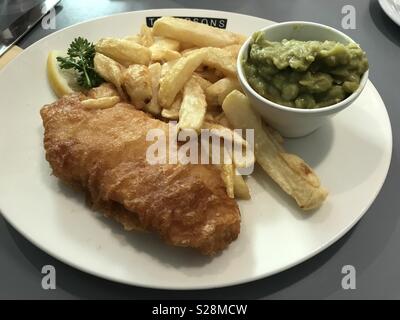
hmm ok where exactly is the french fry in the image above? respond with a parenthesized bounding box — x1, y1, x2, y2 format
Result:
(87, 83, 120, 99)
(280, 153, 321, 188)
(178, 78, 207, 131)
(202, 122, 248, 148)
(203, 138, 237, 199)
(205, 77, 242, 106)
(161, 94, 182, 120)
(161, 109, 179, 120)
(184, 48, 237, 77)
(220, 162, 235, 199)
(94, 53, 126, 99)
(223, 44, 242, 59)
(139, 25, 154, 47)
(158, 50, 205, 108)
(202, 121, 254, 169)
(222, 90, 328, 210)
(144, 62, 162, 115)
(152, 36, 180, 51)
(264, 123, 285, 151)
(150, 47, 181, 62)
(123, 64, 152, 109)
(153, 17, 243, 48)
(95, 38, 151, 66)
(191, 73, 212, 91)
(183, 48, 237, 77)
(81, 96, 120, 109)
(217, 146, 236, 199)
(233, 174, 251, 200)
(202, 48, 237, 77)
(160, 59, 178, 77)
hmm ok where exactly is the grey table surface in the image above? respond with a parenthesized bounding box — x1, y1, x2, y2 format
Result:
(0, 0, 399, 300)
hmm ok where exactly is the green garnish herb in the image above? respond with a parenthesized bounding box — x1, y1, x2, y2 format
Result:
(57, 37, 104, 89)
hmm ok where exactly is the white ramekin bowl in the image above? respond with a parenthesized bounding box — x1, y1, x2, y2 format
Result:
(237, 21, 369, 138)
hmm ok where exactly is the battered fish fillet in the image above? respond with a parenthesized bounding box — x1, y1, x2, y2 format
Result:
(40, 94, 240, 255)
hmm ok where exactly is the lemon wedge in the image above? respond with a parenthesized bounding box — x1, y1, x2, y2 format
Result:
(47, 50, 82, 98)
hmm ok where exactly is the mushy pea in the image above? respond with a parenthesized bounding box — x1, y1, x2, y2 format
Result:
(243, 32, 369, 109)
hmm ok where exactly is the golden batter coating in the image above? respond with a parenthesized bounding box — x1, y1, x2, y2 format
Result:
(40, 94, 240, 255)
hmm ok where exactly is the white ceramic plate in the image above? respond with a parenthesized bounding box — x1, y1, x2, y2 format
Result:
(0, 9, 392, 289)
(379, 0, 400, 26)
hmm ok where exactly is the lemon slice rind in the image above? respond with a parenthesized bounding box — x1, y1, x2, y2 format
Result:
(47, 50, 81, 98)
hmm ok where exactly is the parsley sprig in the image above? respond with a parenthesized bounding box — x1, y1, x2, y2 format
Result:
(57, 37, 104, 89)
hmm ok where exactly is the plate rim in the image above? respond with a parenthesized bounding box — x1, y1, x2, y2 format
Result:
(379, 0, 400, 27)
(0, 8, 394, 290)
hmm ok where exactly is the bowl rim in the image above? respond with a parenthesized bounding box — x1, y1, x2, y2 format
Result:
(237, 21, 370, 114)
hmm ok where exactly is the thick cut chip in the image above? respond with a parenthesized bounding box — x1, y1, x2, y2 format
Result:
(220, 163, 235, 199)
(138, 25, 154, 47)
(160, 59, 179, 78)
(202, 48, 237, 77)
(144, 62, 162, 115)
(158, 50, 205, 108)
(151, 36, 180, 51)
(205, 77, 242, 106)
(222, 90, 328, 210)
(233, 174, 251, 200)
(95, 38, 151, 66)
(87, 83, 120, 99)
(82, 96, 121, 109)
(150, 47, 181, 62)
(123, 64, 152, 109)
(153, 17, 243, 48)
(202, 121, 254, 169)
(202, 122, 248, 148)
(178, 78, 207, 131)
(184, 48, 237, 77)
(192, 73, 213, 91)
(161, 94, 182, 120)
(94, 53, 126, 99)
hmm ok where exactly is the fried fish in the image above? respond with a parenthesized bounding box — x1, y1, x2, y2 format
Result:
(40, 94, 240, 255)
